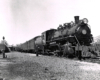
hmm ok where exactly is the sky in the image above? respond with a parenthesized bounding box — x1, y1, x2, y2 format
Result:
(0, 0, 100, 45)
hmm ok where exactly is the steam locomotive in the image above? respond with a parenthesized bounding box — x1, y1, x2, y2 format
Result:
(17, 16, 93, 59)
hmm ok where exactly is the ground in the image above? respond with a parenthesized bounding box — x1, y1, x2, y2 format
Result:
(0, 52, 100, 80)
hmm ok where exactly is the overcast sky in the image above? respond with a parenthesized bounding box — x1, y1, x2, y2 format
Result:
(0, 0, 99, 45)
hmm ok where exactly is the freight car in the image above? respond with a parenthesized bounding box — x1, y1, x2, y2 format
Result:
(18, 16, 95, 59)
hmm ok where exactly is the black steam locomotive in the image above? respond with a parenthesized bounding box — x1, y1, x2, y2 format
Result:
(18, 16, 93, 59)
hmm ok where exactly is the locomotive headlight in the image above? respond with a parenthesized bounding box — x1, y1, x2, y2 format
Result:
(82, 18, 88, 24)
(82, 29, 87, 34)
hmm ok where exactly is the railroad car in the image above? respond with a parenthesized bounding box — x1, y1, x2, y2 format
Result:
(18, 36, 42, 53)
(28, 38, 35, 53)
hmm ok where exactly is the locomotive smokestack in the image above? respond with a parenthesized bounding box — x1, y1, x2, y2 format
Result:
(74, 16, 79, 24)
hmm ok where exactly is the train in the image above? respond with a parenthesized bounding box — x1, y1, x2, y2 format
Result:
(17, 16, 96, 59)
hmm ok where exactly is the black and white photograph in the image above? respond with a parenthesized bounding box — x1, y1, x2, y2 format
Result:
(0, 0, 100, 80)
